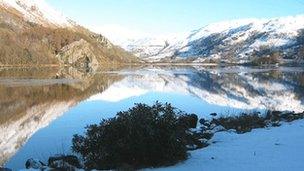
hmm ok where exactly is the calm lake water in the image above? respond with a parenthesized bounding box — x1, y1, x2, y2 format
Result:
(1, 66, 304, 170)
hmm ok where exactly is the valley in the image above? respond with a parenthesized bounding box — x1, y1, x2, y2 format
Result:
(0, 0, 304, 170)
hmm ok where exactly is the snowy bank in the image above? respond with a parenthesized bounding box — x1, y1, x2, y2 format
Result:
(149, 120, 304, 171)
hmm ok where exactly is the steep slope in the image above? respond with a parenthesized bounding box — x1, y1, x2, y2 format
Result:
(123, 15, 304, 64)
(0, 0, 137, 68)
(0, 0, 72, 27)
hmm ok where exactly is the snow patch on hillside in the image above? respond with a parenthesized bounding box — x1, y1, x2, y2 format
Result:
(0, 0, 72, 27)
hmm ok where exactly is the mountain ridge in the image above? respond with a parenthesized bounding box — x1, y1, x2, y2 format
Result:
(121, 15, 304, 64)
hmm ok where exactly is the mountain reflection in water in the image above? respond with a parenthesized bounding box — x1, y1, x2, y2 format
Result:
(89, 67, 304, 112)
(1, 66, 304, 169)
(0, 67, 123, 166)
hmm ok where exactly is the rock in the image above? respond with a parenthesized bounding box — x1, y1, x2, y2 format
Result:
(186, 144, 198, 151)
(199, 118, 206, 125)
(212, 125, 226, 133)
(57, 39, 99, 71)
(210, 113, 217, 117)
(0, 167, 12, 171)
(48, 154, 82, 170)
(209, 123, 218, 130)
(25, 158, 46, 169)
(202, 121, 211, 128)
(272, 121, 281, 127)
(90, 33, 112, 48)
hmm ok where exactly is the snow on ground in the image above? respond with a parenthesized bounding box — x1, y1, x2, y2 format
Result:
(148, 119, 304, 171)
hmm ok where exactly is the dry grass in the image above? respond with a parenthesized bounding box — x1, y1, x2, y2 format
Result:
(0, 7, 138, 67)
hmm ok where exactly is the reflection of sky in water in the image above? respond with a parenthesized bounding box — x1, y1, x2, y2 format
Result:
(4, 66, 304, 170)
(6, 91, 247, 169)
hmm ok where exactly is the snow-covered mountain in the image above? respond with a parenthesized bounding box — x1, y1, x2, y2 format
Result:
(0, 0, 73, 27)
(121, 37, 169, 58)
(122, 15, 304, 63)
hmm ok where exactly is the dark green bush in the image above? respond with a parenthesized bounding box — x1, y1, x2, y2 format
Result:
(178, 114, 198, 129)
(213, 113, 266, 133)
(72, 102, 193, 170)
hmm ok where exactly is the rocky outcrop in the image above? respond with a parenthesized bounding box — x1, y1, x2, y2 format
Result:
(90, 33, 112, 49)
(57, 39, 99, 71)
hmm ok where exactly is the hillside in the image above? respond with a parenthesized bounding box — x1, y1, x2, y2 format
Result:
(0, 0, 137, 69)
(122, 15, 304, 64)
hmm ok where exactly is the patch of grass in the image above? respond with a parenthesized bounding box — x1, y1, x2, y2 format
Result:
(209, 111, 304, 134)
(265, 111, 304, 123)
(0, 7, 137, 66)
(212, 113, 266, 133)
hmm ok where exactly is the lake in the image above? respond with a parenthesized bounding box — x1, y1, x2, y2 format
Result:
(1, 66, 304, 170)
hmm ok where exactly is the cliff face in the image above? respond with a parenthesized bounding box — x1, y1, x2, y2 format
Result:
(0, 0, 138, 68)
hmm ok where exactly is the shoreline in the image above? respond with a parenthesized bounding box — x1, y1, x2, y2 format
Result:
(9, 110, 304, 170)
(1, 61, 303, 69)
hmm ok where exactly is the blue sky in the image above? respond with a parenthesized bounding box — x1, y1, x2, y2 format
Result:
(46, 0, 304, 39)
